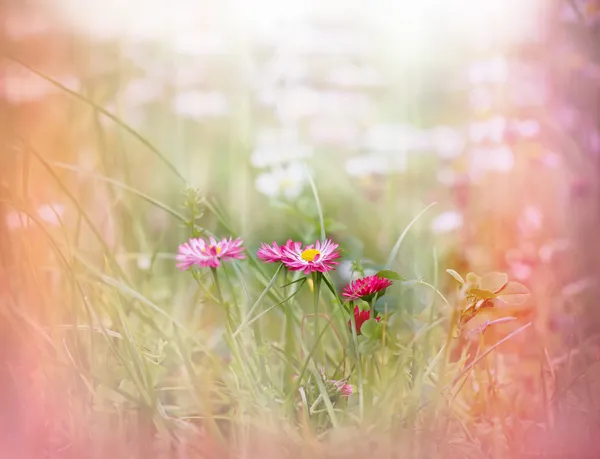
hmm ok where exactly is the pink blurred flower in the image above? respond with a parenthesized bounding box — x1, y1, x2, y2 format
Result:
(342, 275, 393, 302)
(329, 379, 353, 397)
(176, 236, 245, 270)
(279, 239, 340, 274)
(257, 239, 301, 263)
(349, 306, 380, 335)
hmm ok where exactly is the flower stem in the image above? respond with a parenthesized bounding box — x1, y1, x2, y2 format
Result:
(284, 270, 295, 387)
(349, 301, 364, 420)
(312, 272, 322, 361)
(210, 267, 223, 302)
(211, 267, 230, 325)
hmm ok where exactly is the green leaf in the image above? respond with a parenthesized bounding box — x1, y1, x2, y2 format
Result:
(480, 272, 508, 293)
(446, 269, 465, 285)
(496, 281, 530, 305)
(376, 270, 404, 281)
(360, 318, 381, 340)
(467, 288, 497, 300)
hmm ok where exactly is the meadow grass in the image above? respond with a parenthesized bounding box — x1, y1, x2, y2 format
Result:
(1, 53, 596, 459)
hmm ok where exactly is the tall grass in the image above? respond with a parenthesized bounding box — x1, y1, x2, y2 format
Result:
(2, 9, 599, 457)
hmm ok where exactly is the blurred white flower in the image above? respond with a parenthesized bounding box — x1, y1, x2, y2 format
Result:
(173, 91, 229, 119)
(468, 116, 506, 143)
(168, 31, 228, 56)
(170, 57, 206, 90)
(137, 254, 152, 271)
(511, 119, 540, 138)
(362, 124, 416, 152)
(261, 55, 309, 86)
(308, 118, 360, 148)
(275, 86, 319, 120)
(327, 64, 382, 88)
(469, 145, 514, 179)
(436, 168, 458, 186)
(432, 126, 464, 159)
(251, 128, 313, 168)
(468, 57, 509, 84)
(119, 78, 164, 106)
(267, 26, 370, 56)
(363, 124, 462, 156)
(431, 211, 463, 234)
(255, 163, 306, 200)
(345, 153, 407, 177)
(276, 88, 373, 122)
(408, 130, 437, 151)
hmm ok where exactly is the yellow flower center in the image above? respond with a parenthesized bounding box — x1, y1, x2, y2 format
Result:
(214, 246, 222, 254)
(301, 248, 320, 262)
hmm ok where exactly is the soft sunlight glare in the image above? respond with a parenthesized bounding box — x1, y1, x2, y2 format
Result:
(54, 0, 543, 51)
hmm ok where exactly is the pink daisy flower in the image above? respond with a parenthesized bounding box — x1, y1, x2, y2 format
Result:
(176, 236, 245, 270)
(257, 239, 302, 263)
(279, 238, 341, 274)
(342, 274, 393, 302)
(349, 306, 380, 335)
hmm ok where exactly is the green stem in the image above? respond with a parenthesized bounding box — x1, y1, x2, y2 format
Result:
(349, 301, 364, 420)
(210, 268, 222, 301)
(309, 393, 324, 414)
(284, 270, 295, 386)
(222, 264, 239, 323)
(211, 267, 230, 326)
(312, 272, 322, 361)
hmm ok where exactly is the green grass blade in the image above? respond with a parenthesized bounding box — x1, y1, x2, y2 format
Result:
(385, 202, 437, 270)
(232, 264, 283, 338)
(9, 56, 186, 183)
(304, 164, 326, 241)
